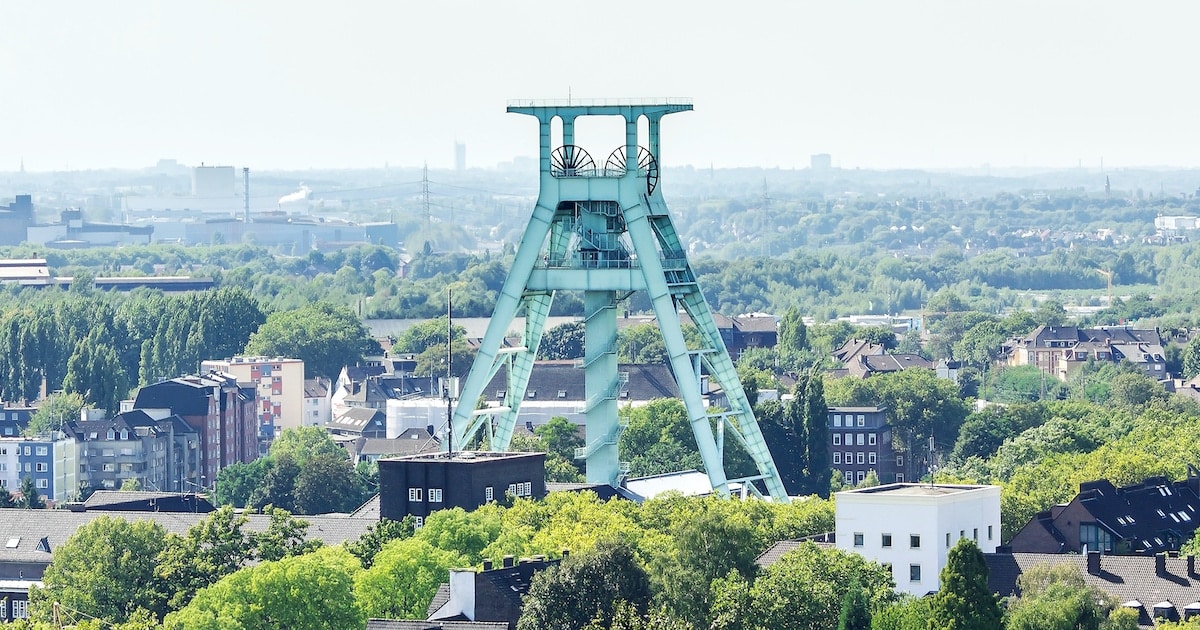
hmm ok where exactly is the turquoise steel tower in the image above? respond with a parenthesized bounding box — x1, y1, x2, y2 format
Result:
(450, 99, 789, 502)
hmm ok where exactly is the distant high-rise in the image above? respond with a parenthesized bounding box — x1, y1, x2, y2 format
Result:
(811, 153, 832, 171)
(455, 142, 467, 172)
(192, 165, 236, 197)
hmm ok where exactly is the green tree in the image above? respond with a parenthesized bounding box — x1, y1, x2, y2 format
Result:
(0, 484, 13, 508)
(155, 506, 256, 611)
(25, 391, 86, 436)
(927, 538, 1001, 630)
(62, 328, 129, 416)
(164, 546, 363, 630)
(539, 321, 585, 360)
(119, 477, 142, 491)
(535, 416, 584, 464)
(1003, 563, 1115, 630)
(267, 426, 347, 467)
(804, 373, 831, 497)
(253, 506, 321, 562)
(31, 516, 175, 624)
(1183, 336, 1200, 380)
(744, 542, 895, 630)
(16, 476, 45, 509)
(659, 503, 759, 627)
(838, 577, 871, 630)
(294, 451, 366, 515)
(345, 517, 415, 569)
(778, 307, 809, 370)
(354, 537, 466, 620)
(244, 302, 378, 379)
(212, 458, 269, 508)
(518, 539, 652, 630)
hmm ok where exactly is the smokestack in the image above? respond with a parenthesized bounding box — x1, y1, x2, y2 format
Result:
(1188, 555, 1196, 576)
(482, 559, 493, 571)
(1087, 550, 1101, 575)
(243, 167, 250, 224)
(1156, 553, 1167, 576)
(503, 555, 514, 568)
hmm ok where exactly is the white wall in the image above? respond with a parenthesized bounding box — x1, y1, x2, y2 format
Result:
(836, 484, 1001, 596)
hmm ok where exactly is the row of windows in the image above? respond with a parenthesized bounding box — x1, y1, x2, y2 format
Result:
(853, 527, 994, 550)
(831, 414, 867, 427)
(0, 446, 49, 456)
(833, 433, 876, 446)
(0, 462, 48, 473)
(407, 488, 444, 503)
(509, 482, 533, 497)
(833, 452, 877, 465)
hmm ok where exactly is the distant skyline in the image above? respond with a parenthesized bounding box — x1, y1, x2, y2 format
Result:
(3, 1, 1199, 173)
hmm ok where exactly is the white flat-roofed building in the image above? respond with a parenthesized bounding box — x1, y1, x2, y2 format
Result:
(836, 483, 1001, 596)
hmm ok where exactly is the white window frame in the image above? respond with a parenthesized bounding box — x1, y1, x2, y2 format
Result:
(35, 447, 47, 456)
(833, 452, 841, 464)
(856, 434, 864, 446)
(35, 478, 47, 489)
(833, 414, 842, 427)
(429, 488, 443, 503)
(833, 434, 841, 446)
(35, 463, 47, 473)
(909, 564, 921, 582)
(853, 532, 864, 547)
(857, 452, 865, 465)
(408, 488, 422, 501)
(857, 414, 865, 427)
(413, 516, 424, 529)
(868, 434, 877, 446)
(844, 470, 853, 484)
(12, 598, 26, 618)
(868, 452, 877, 465)
(485, 486, 494, 502)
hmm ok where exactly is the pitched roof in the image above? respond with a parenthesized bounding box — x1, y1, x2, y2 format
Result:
(986, 552, 1200, 626)
(360, 433, 440, 457)
(0, 507, 375, 567)
(328, 407, 386, 434)
(854, 353, 932, 374)
(81, 491, 214, 513)
(1077, 477, 1200, 553)
(484, 362, 679, 404)
(304, 377, 329, 398)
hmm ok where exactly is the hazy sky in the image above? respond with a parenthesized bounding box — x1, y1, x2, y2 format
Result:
(3, 1, 1199, 172)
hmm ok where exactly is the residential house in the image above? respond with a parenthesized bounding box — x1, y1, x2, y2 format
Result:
(1008, 473, 1200, 556)
(1004, 325, 1167, 381)
(0, 437, 56, 501)
(60, 410, 200, 495)
(0, 505, 377, 622)
(0, 406, 34, 438)
(834, 483, 1001, 596)
(132, 372, 257, 482)
(303, 377, 332, 427)
(616, 312, 778, 360)
(844, 353, 933, 378)
(327, 407, 388, 439)
(425, 555, 561, 629)
(828, 407, 903, 485)
(987, 551, 1200, 626)
(201, 356, 305, 441)
(338, 428, 440, 466)
(378, 451, 545, 527)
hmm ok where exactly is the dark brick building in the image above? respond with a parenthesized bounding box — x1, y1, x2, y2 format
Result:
(828, 406, 902, 485)
(378, 451, 545, 526)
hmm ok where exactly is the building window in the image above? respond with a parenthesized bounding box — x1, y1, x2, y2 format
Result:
(485, 486, 494, 502)
(946, 533, 951, 548)
(868, 452, 876, 465)
(868, 434, 877, 446)
(408, 488, 422, 501)
(833, 414, 842, 427)
(910, 535, 920, 549)
(429, 488, 443, 503)
(106, 430, 114, 441)
(35, 447, 47, 456)
(881, 534, 892, 548)
(12, 599, 26, 618)
(522, 481, 532, 497)
(844, 470, 853, 484)
(909, 564, 921, 582)
(413, 516, 424, 529)
(22, 446, 30, 456)
(857, 452, 864, 465)
(897, 455, 904, 467)
(833, 453, 841, 464)
(856, 470, 865, 483)
(853, 532, 864, 547)
(35, 463, 47, 473)
(833, 434, 841, 446)
(896, 473, 904, 482)
(856, 434, 864, 446)
(1080, 523, 1113, 553)
(857, 415, 865, 427)
(36, 478, 47, 489)
(988, 525, 993, 541)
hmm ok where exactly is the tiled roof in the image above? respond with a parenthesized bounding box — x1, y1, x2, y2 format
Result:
(426, 582, 450, 617)
(857, 354, 932, 373)
(360, 433, 440, 458)
(1078, 477, 1200, 554)
(986, 552, 1200, 626)
(349, 494, 380, 519)
(755, 538, 836, 568)
(0, 507, 375, 567)
(329, 407, 386, 434)
(483, 362, 679, 404)
(82, 491, 214, 511)
(477, 558, 559, 612)
(304, 377, 329, 398)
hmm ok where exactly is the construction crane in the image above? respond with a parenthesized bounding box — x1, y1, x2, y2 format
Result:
(1096, 268, 1113, 306)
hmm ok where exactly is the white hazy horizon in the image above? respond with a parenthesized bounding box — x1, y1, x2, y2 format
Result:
(3, 1, 1199, 172)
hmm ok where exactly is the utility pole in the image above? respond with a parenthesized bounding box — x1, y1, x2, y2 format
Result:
(444, 287, 454, 456)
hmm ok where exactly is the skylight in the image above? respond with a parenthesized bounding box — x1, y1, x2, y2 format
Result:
(5, 538, 18, 548)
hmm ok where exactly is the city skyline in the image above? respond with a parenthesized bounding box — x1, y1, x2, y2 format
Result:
(3, 1, 1199, 172)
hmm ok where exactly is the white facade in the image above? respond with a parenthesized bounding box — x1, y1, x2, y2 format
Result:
(835, 483, 1001, 596)
(201, 357, 305, 438)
